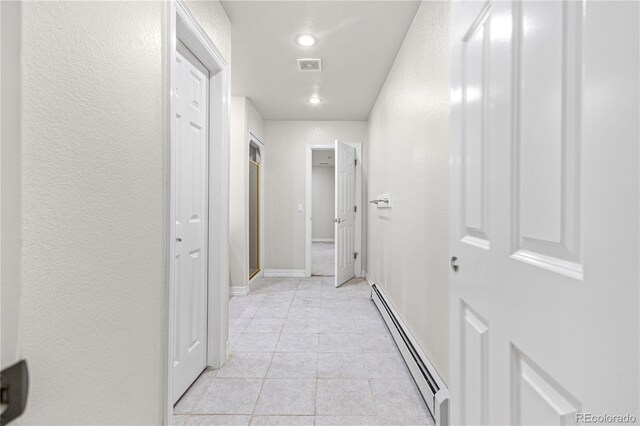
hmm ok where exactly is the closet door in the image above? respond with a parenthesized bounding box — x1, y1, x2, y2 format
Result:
(171, 41, 210, 403)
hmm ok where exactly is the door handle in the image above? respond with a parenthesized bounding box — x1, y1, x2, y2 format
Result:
(1, 360, 29, 425)
(176, 237, 182, 243)
(450, 256, 459, 272)
(333, 218, 344, 223)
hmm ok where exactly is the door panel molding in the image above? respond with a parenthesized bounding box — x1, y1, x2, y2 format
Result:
(510, 0, 584, 278)
(460, 301, 489, 426)
(461, 1, 491, 249)
(510, 345, 581, 426)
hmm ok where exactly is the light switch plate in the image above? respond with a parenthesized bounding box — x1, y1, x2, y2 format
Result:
(377, 193, 392, 208)
(297, 203, 303, 212)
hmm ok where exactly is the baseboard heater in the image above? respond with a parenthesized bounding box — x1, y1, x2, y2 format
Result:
(370, 282, 450, 426)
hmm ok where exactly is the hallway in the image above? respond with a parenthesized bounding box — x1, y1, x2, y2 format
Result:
(173, 277, 433, 425)
(311, 242, 334, 276)
(3, 0, 639, 424)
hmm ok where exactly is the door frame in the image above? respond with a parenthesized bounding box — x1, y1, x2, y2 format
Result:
(248, 132, 265, 285)
(1, 0, 23, 373)
(164, 0, 230, 421)
(304, 142, 362, 278)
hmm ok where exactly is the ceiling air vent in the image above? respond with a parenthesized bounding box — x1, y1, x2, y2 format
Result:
(297, 58, 322, 72)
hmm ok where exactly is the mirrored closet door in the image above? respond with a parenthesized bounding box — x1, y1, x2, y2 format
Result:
(249, 143, 260, 279)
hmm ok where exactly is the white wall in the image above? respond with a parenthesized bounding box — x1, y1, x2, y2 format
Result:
(230, 97, 264, 294)
(17, 2, 231, 423)
(1, 0, 22, 370)
(230, 98, 248, 293)
(312, 166, 335, 240)
(366, 1, 451, 383)
(263, 121, 367, 270)
(246, 98, 264, 141)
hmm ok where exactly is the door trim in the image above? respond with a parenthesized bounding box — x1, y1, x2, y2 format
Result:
(304, 143, 362, 278)
(164, 0, 230, 421)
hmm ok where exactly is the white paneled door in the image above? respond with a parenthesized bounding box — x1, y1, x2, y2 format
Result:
(171, 41, 209, 403)
(450, 1, 639, 424)
(334, 140, 356, 287)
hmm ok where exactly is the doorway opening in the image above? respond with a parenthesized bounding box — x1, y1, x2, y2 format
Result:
(305, 141, 362, 287)
(311, 149, 335, 276)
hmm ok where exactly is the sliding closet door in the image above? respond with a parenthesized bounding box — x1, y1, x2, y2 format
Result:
(249, 159, 260, 279)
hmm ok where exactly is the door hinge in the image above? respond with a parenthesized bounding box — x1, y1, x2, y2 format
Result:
(354, 158, 358, 166)
(1, 360, 29, 425)
(354, 252, 358, 259)
(354, 205, 357, 212)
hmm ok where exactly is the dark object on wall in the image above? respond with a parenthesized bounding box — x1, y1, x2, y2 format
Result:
(0, 360, 29, 425)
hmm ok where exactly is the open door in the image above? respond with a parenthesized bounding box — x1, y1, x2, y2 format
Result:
(450, 1, 639, 424)
(334, 140, 356, 287)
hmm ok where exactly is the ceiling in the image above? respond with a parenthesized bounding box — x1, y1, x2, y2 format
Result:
(312, 149, 335, 166)
(221, 1, 421, 121)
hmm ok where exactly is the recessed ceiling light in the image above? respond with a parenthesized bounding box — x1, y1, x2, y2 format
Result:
(296, 34, 317, 47)
(308, 96, 321, 105)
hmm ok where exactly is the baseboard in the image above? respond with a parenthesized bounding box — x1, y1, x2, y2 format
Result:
(312, 238, 335, 243)
(366, 273, 450, 426)
(230, 285, 249, 296)
(263, 269, 306, 278)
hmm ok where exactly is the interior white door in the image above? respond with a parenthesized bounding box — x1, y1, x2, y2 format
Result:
(171, 41, 209, 404)
(450, 1, 639, 424)
(334, 140, 356, 287)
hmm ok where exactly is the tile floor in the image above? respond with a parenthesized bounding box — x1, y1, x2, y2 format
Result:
(174, 277, 434, 426)
(311, 242, 334, 276)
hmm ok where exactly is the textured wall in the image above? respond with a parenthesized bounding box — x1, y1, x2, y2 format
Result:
(246, 98, 264, 142)
(312, 166, 335, 239)
(366, 1, 451, 383)
(18, 1, 230, 423)
(186, 0, 232, 65)
(230, 97, 248, 291)
(263, 121, 367, 270)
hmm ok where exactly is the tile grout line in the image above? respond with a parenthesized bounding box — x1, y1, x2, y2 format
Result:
(183, 369, 217, 416)
(187, 277, 415, 423)
(250, 341, 276, 418)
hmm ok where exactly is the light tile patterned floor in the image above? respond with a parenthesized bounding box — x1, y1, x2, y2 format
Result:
(174, 277, 434, 426)
(311, 242, 334, 276)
